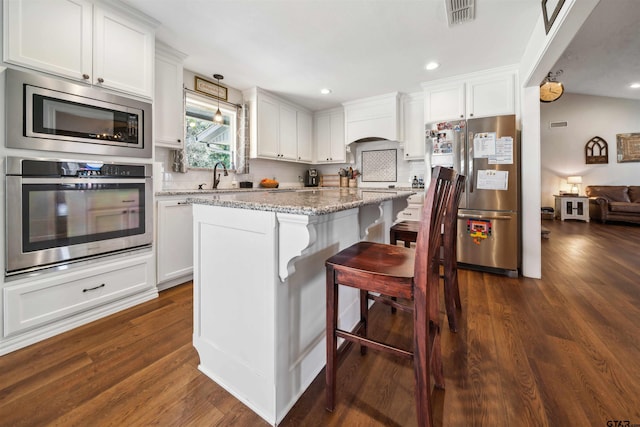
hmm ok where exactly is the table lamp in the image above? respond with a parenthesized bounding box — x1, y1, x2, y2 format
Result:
(567, 176, 582, 194)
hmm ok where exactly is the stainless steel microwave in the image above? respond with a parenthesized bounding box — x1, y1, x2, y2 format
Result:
(6, 69, 152, 158)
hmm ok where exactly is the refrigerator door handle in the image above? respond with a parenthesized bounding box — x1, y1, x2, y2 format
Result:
(458, 213, 513, 220)
(468, 131, 474, 193)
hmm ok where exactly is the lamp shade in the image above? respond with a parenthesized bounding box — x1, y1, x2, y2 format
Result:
(567, 176, 582, 184)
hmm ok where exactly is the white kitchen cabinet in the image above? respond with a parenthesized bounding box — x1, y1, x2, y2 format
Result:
(424, 82, 466, 122)
(314, 108, 345, 163)
(343, 93, 400, 143)
(245, 87, 312, 163)
(3, 0, 155, 98)
(465, 72, 516, 119)
(297, 111, 313, 162)
(156, 199, 193, 288)
(423, 67, 517, 123)
(402, 92, 425, 160)
(1, 249, 156, 354)
(396, 192, 425, 222)
(256, 93, 281, 158)
(154, 43, 187, 149)
(279, 103, 298, 161)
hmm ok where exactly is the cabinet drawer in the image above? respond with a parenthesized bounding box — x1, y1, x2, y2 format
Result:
(407, 193, 425, 205)
(4, 261, 151, 336)
(397, 206, 422, 221)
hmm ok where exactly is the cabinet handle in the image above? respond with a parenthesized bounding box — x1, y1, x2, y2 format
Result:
(177, 139, 181, 143)
(97, 77, 104, 83)
(469, 113, 474, 117)
(82, 74, 90, 80)
(83, 283, 106, 293)
(460, 115, 463, 118)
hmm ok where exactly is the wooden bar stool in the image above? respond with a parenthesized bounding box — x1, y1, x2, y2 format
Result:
(325, 167, 457, 427)
(389, 174, 465, 332)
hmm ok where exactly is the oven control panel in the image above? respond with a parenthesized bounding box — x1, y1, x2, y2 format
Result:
(18, 159, 148, 178)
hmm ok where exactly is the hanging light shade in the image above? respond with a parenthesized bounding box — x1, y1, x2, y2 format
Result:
(213, 73, 224, 123)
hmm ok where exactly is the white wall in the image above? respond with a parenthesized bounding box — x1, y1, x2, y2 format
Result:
(540, 93, 640, 207)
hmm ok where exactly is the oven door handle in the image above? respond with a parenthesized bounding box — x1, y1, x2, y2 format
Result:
(20, 178, 147, 184)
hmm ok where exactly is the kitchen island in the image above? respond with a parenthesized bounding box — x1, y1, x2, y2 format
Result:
(189, 188, 412, 425)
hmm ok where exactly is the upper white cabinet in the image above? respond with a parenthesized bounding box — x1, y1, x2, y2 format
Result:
(278, 103, 298, 161)
(401, 92, 425, 160)
(314, 107, 345, 163)
(3, 0, 156, 98)
(244, 87, 313, 163)
(423, 67, 517, 123)
(424, 82, 466, 122)
(297, 111, 313, 162)
(466, 72, 516, 119)
(343, 92, 401, 143)
(154, 43, 186, 149)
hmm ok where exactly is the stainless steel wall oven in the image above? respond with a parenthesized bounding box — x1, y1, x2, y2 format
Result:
(6, 157, 153, 276)
(6, 69, 152, 158)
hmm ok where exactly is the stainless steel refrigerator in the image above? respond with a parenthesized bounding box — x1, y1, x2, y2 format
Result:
(426, 114, 519, 277)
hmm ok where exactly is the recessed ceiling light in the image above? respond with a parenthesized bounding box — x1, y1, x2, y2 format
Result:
(320, 88, 332, 95)
(425, 62, 439, 71)
(630, 83, 640, 89)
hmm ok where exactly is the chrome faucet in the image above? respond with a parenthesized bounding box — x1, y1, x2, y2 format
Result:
(212, 162, 228, 189)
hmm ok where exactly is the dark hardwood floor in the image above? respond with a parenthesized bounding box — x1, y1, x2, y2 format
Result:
(1, 219, 640, 426)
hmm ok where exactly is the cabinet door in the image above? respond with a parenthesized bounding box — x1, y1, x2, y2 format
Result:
(157, 200, 193, 283)
(424, 82, 465, 123)
(402, 93, 425, 160)
(279, 104, 298, 160)
(93, 6, 154, 98)
(466, 73, 515, 118)
(296, 111, 313, 162)
(154, 52, 184, 148)
(315, 114, 332, 162)
(257, 95, 280, 158)
(4, 0, 93, 82)
(329, 112, 346, 162)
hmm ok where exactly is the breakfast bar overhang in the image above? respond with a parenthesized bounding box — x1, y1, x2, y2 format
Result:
(189, 188, 412, 425)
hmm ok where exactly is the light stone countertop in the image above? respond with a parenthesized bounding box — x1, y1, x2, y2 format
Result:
(186, 187, 415, 216)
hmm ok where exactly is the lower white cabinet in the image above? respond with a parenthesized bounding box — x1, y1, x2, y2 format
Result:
(1, 249, 156, 354)
(396, 192, 425, 222)
(156, 199, 193, 287)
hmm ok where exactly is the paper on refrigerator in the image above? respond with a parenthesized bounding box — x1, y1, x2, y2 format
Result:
(473, 132, 496, 158)
(488, 137, 514, 164)
(477, 170, 509, 190)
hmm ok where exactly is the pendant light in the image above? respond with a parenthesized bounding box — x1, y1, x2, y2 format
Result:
(213, 74, 224, 123)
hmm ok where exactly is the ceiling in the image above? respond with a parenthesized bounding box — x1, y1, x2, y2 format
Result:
(551, 0, 640, 101)
(122, 0, 640, 111)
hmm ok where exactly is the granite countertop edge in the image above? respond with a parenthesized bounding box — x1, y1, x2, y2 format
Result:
(183, 188, 415, 216)
(155, 186, 420, 197)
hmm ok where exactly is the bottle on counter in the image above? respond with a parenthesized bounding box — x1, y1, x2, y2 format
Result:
(412, 176, 419, 189)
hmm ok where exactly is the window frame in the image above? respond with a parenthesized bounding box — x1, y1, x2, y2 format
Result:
(184, 91, 237, 171)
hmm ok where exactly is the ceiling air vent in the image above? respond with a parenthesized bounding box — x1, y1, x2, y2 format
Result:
(550, 121, 568, 128)
(446, 0, 475, 26)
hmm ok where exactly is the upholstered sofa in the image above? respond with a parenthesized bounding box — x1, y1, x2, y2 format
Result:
(585, 185, 640, 224)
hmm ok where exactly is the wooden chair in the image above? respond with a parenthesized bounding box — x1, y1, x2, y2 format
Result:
(389, 173, 465, 332)
(325, 167, 457, 427)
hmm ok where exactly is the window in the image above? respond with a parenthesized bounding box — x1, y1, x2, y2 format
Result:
(185, 92, 236, 169)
